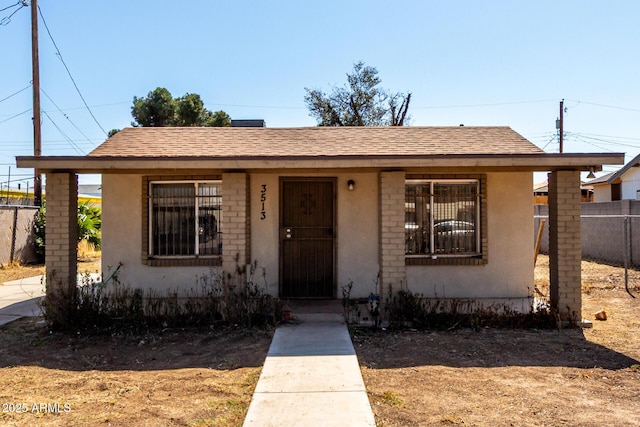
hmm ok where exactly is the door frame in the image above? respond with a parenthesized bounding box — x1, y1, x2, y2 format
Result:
(279, 177, 337, 299)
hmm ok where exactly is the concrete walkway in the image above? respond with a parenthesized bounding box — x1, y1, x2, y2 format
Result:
(243, 313, 376, 427)
(0, 273, 102, 326)
(0, 275, 45, 326)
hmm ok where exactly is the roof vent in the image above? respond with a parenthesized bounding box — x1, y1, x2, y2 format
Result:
(231, 119, 266, 128)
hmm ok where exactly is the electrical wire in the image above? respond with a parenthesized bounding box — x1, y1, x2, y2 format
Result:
(541, 134, 557, 151)
(42, 110, 85, 155)
(566, 132, 640, 150)
(570, 132, 640, 143)
(0, 84, 31, 104)
(41, 87, 98, 148)
(0, 108, 30, 125)
(0, 1, 23, 13)
(410, 99, 558, 110)
(565, 99, 640, 113)
(0, 0, 25, 26)
(37, 5, 108, 136)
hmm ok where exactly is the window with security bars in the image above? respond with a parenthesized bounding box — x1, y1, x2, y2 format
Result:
(149, 182, 222, 257)
(405, 180, 480, 256)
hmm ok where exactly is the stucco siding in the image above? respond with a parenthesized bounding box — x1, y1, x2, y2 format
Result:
(621, 167, 640, 200)
(103, 171, 533, 303)
(102, 174, 220, 294)
(249, 174, 280, 296)
(336, 173, 379, 298)
(592, 184, 612, 203)
(406, 172, 534, 304)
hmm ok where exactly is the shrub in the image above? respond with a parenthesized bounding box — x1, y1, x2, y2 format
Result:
(382, 288, 559, 330)
(42, 262, 282, 333)
(33, 201, 102, 263)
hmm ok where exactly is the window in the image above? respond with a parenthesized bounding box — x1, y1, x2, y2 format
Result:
(405, 180, 480, 256)
(149, 181, 222, 257)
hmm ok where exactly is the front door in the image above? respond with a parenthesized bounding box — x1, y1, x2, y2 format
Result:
(280, 179, 335, 298)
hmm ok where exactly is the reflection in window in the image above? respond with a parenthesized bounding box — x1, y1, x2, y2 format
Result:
(150, 182, 222, 257)
(405, 180, 480, 256)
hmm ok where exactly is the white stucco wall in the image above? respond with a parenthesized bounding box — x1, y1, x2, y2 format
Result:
(102, 174, 220, 295)
(592, 184, 613, 203)
(406, 172, 534, 305)
(621, 167, 640, 200)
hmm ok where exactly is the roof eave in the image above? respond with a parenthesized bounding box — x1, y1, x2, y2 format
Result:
(16, 153, 625, 174)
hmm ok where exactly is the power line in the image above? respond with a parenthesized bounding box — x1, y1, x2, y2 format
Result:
(41, 87, 98, 148)
(570, 131, 640, 142)
(41, 110, 85, 155)
(410, 99, 558, 110)
(37, 4, 108, 136)
(0, 84, 31, 104)
(0, 108, 30, 125)
(0, 0, 26, 26)
(0, 1, 24, 13)
(565, 99, 640, 113)
(568, 133, 640, 150)
(541, 134, 558, 151)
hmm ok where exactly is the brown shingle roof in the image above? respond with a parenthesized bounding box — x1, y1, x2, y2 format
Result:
(89, 126, 543, 158)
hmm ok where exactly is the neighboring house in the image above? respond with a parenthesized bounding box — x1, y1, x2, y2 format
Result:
(586, 153, 640, 202)
(586, 172, 619, 202)
(17, 126, 623, 317)
(533, 182, 593, 204)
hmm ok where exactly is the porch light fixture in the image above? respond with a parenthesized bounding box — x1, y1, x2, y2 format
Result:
(586, 167, 596, 179)
(347, 179, 355, 191)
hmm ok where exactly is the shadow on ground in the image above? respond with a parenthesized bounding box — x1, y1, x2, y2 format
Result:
(352, 327, 639, 370)
(0, 317, 273, 371)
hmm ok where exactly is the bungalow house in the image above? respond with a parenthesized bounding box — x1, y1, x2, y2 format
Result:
(587, 152, 640, 202)
(17, 126, 623, 318)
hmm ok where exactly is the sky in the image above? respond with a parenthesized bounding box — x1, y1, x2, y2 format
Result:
(1, 0, 639, 188)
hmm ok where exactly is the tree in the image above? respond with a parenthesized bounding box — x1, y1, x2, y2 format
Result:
(304, 62, 411, 126)
(131, 87, 175, 127)
(131, 87, 231, 127)
(174, 93, 208, 126)
(206, 110, 231, 127)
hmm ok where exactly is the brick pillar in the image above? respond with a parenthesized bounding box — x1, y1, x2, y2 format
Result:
(222, 173, 249, 283)
(45, 173, 78, 314)
(548, 170, 582, 320)
(379, 171, 406, 294)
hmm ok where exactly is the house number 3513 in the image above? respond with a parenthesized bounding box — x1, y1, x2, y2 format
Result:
(260, 185, 267, 220)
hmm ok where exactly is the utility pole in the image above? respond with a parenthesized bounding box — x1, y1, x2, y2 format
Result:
(31, 0, 42, 206)
(558, 99, 564, 154)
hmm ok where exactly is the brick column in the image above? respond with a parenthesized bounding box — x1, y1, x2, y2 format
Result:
(45, 173, 78, 313)
(548, 170, 582, 320)
(379, 171, 406, 294)
(222, 173, 249, 282)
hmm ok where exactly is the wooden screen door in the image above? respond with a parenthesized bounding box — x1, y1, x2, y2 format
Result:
(280, 179, 335, 298)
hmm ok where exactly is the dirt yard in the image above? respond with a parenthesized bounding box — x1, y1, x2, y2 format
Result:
(355, 255, 640, 426)
(0, 256, 639, 426)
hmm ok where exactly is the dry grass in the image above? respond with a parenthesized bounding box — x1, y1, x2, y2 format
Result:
(356, 255, 640, 426)
(77, 240, 101, 261)
(2, 256, 640, 425)
(0, 321, 272, 426)
(0, 245, 101, 284)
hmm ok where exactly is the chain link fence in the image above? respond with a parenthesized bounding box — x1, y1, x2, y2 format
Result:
(534, 201, 640, 299)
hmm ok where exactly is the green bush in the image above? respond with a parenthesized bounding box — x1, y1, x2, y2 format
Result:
(33, 201, 102, 262)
